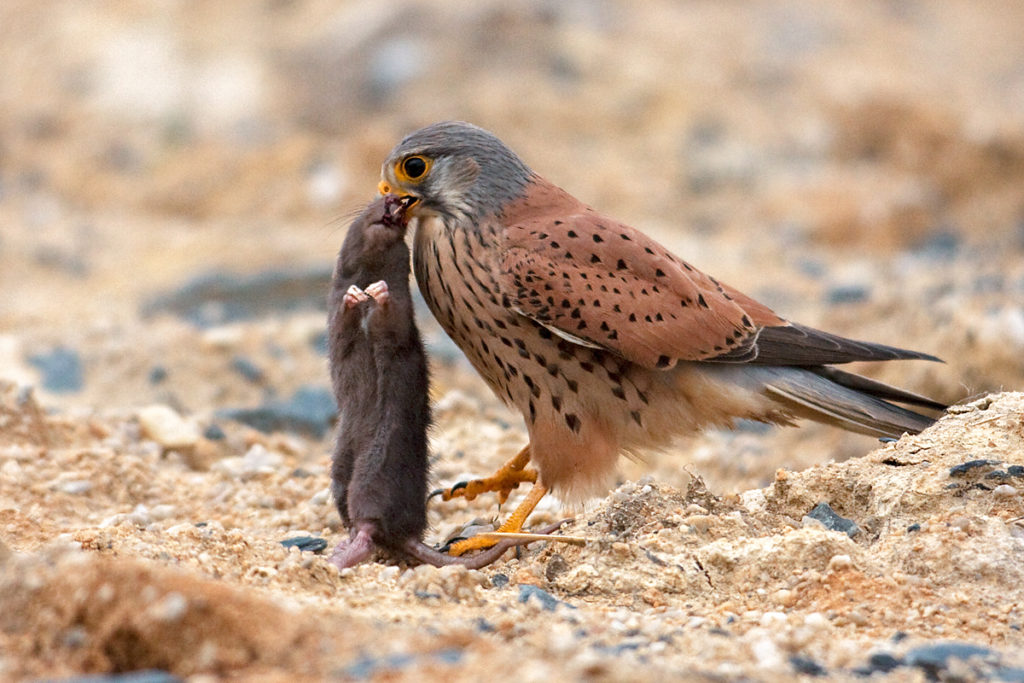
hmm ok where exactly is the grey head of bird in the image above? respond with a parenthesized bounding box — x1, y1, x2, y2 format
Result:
(378, 121, 533, 225)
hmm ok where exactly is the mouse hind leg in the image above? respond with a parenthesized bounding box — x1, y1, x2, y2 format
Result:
(330, 442, 355, 526)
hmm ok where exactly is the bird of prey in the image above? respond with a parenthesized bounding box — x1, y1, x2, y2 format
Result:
(377, 121, 944, 555)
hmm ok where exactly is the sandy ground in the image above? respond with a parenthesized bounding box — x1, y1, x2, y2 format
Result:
(2, 1, 1024, 680)
(2, 386, 1023, 681)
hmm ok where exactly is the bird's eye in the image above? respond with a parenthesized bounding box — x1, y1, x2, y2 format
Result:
(400, 155, 429, 180)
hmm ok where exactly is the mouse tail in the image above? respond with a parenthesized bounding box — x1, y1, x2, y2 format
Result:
(401, 521, 569, 569)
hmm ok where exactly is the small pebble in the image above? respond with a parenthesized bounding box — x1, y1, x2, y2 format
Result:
(773, 589, 796, 607)
(803, 613, 829, 630)
(790, 655, 827, 676)
(518, 584, 564, 612)
(805, 502, 860, 538)
(993, 484, 1018, 499)
(827, 554, 854, 572)
(201, 325, 245, 349)
(867, 652, 902, 673)
(280, 536, 328, 553)
(203, 423, 226, 441)
(759, 611, 787, 628)
(138, 404, 200, 450)
(230, 355, 265, 383)
(949, 459, 1001, 477)
(59, 480, 93, 495)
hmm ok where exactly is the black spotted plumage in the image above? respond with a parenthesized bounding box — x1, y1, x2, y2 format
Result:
(380, 120, 946, 518)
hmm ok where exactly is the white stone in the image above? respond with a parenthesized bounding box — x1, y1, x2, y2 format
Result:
(240, 444, 284, 474)
(138, 404, 199, 449)
(200, 325, 245, 350)
(760, 611, 788, 628)
(803, 612, 830, 629)
(58, 480, 92, 495)
(993, 484, 1018, 499)
(828, 554, 854, 572)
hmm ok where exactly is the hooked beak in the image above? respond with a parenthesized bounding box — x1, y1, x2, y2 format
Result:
(378, 180, 421, 211)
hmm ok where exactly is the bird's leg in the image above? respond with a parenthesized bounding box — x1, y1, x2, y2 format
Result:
(445, 482, 549, 556)
(430, 444, 537, 505)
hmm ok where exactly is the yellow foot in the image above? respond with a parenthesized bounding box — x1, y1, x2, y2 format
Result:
(446, 484, 548, 556)
(430, 445, 536, 506)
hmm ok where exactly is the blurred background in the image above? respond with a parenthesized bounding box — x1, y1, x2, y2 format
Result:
(2, 0, 1023, 489)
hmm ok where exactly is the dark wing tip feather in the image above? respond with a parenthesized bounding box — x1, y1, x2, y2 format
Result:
(763, 367, 940, 439)
(708, 323, 942, 366)
(809, 366, 947, 411)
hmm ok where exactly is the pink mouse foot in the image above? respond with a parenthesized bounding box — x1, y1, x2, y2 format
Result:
(329, 528, 376, 569)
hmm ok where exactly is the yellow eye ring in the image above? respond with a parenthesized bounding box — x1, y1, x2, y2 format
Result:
(397, 155, 431, 182)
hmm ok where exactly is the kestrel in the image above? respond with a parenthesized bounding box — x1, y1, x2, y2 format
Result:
(378, 121, 944, 554)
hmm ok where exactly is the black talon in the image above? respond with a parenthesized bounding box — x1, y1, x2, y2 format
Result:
(450, 481, 469, 493)
(428, 487, 445, 500)
(438, 537, 468, 553)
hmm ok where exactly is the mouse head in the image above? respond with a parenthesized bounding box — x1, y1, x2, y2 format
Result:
(353, 195, 414, 260)
(380, 194, 416, 232)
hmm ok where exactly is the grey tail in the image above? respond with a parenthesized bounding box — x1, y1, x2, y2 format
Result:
(761, 367, 944, 439)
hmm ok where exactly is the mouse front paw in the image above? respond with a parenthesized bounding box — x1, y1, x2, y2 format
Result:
(365, 280, 390, 306)
(343, 285, 370, 309)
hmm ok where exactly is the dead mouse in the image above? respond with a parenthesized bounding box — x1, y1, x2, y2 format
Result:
(327, 196, 560, 569)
